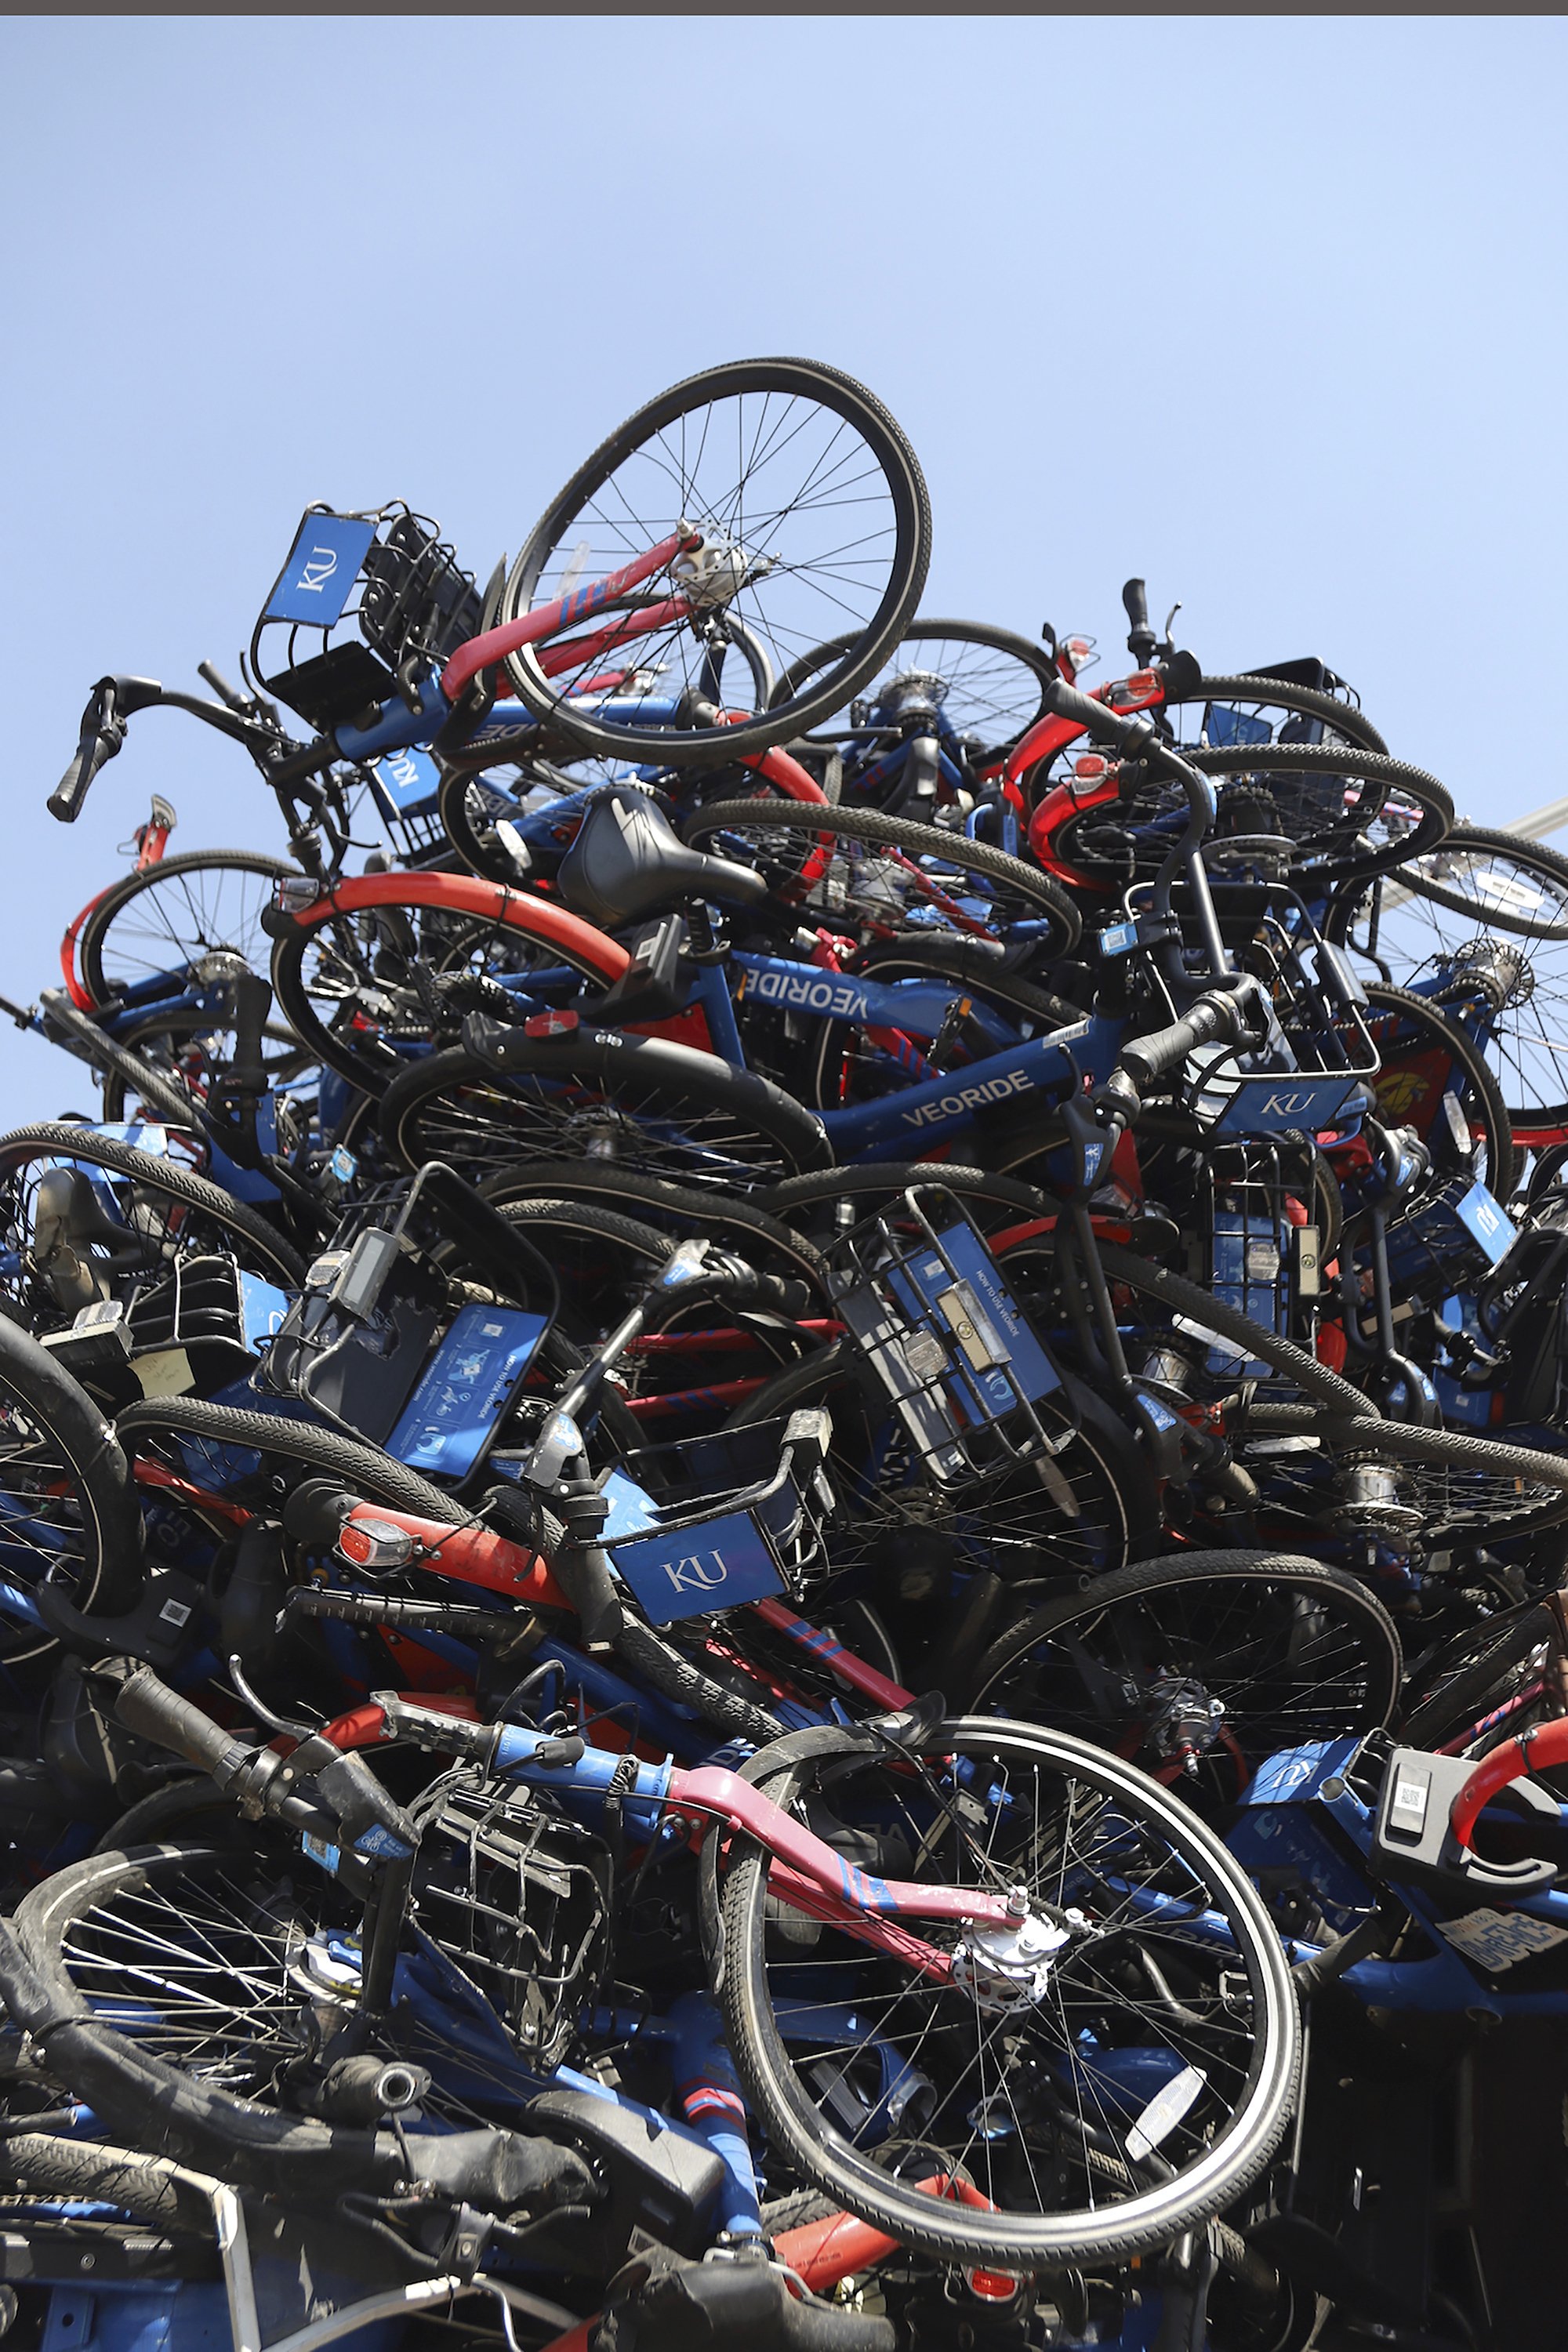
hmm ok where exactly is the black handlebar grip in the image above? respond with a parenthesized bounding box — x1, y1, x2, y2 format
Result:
(1118, 992, 1243, 1092)
(1122, 580, 1158, 666)
(49, 684, 122, 824)
(1040, 676, 1149, 750)
(225, 967, 273, 1096)
(198, 660, 250, 714)
(111, 1661, 252, 1781)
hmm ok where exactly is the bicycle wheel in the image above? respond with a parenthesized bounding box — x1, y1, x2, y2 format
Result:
(115, 1397, 467, 1522)
(475, 1163, 833, 1301)
(960, 1552, 1402, 1806)
(1398, 1599, 1559, 1750)
(76, 849, 299, 1009)
(1353, 983, 1518, 1207)
(268, 873, 629, 1097)
(681, 798, 1081, 956)
(1048, 745, 1450, 891)
(0, 1318, 143, 1664)
(96, 1008, 314, 1127)
(379, 1028, 831, 1188)
(502, 358, 931, 768)
(0, 1122, 307, 1335)
(720, 1717, 1300, 2267)
(770, 619, 1060, 791)
(1326, 828, 1568, 1138)
(1236, 1401, 1568, 1551)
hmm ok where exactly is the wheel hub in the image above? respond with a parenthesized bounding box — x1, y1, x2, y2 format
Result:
(953, 1892, 1077, 2013)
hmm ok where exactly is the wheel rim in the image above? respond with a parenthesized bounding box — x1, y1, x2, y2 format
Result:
(506, 364, 924, 760)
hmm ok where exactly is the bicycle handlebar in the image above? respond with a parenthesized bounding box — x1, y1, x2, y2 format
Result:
(49, 681, 131, 822)
(107, 1658, 255, 1784)
(1115, 989, 1255, 1094)
(1122, 578, 1156, 665)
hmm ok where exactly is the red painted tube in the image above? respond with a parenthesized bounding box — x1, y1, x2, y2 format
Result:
(1450, 1715, 1568, 1846)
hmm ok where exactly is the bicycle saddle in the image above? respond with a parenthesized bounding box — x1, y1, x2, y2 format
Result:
(557, 786, 768, 926)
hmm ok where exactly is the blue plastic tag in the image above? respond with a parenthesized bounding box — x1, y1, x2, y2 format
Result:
(238, 1272, 291, 1352)
(1098, 920, 1138, 957)
(264, 513, 377, 626)
(388, 1305, 546, 1477)
(611, 1506, 786, 1624)
(330, 1145, 358, 1184)
(1455, 1179, 1516, 1265)
(371, 743, 441, 818)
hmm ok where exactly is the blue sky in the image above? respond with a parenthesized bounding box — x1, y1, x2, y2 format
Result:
(2, 14, 1563, 1119)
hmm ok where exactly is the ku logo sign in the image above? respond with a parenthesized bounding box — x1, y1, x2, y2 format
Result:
(296, 546, 339, 593)
(1260, 1091, 1317, 1117)
(665, 1550, 730, 1595)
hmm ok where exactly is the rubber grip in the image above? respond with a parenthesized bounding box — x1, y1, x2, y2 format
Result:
(1118, 993, 1240, 1091)
(1038, 677, 1143, 749)
(49, 685, 123, 824)
(225, 968, 273, 1094)
(111, 1663, 251, 1780)
(1121, 578, 1150, 633)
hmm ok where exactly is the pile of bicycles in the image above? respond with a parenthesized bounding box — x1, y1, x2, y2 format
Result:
(1, 357, 1566, 2352)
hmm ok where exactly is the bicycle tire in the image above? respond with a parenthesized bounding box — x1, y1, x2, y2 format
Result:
(77, 849, 300, 1010)
(1398, 1601, 1558, 1749)
(379, 1026, 832, 1186)
(1373, 824, 1568, 938)
(1325, 828, 1568, 1137)
(1185, 745, 1453, 880)
(681, 797, 1082, 957)
(1239, 1400, 1568, 1544)
(1181, 677, 1390, 760)
(768, 619, 1060, 759)
(502, 358, 931, 767)
(475, 1163, 833, 1299)
(959, 1550, 1403, 1793)
(5, 1842, 489, 2200)
(0, 1315, 143, 1664)
(0, 1121, 308, 1299)
(1357, 982, 1518, 1207)
(268, 873, 630, 1098)
(114, 1398, 468, 1523)
(720, 1716, 1301, 2267)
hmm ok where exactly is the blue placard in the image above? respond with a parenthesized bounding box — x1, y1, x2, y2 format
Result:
(611, 1505, 786, 1624)
(371, 744, 442, 818)
(264, 513, 377, 627)
(388, 1304, 546, 1478)
(1216, 1073, 1359, 1136)
(887, 1220, 1061, 1420)
(1098, 920, 1138, 957)
(1455, 1178, 1516, 1266)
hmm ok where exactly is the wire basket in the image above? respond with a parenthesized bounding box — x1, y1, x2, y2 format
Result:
(1152, 1140, 1323, 1394)
(409, 1766, 612, 2074)
(250, 503, 482, 730)
(601, 1411, 835, 1626)
(827, 1184, 1067, 1487)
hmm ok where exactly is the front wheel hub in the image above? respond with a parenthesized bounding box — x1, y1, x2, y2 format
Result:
(953, 1904, 1075, 2013)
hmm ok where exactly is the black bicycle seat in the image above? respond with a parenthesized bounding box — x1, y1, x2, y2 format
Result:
(557, 786, 767, 926)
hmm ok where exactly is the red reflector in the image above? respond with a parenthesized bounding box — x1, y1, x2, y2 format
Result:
(524, 1009, 580, 1037)
(964, 2270, 1022, 2303)
(336, 1518, 417, 1570)
(1073, 755, 1108, 781)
